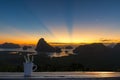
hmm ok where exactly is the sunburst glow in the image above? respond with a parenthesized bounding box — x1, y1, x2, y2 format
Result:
(0, 0, 120, 44)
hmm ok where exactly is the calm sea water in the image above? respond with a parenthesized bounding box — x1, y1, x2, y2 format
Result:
(0, 47, 75, 57)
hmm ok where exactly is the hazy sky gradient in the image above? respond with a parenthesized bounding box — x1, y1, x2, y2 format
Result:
(0, 0, 120, 44)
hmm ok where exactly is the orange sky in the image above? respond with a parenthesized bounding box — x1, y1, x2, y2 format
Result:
(1, 0, 120, 45)
(0, 25, 120, 45)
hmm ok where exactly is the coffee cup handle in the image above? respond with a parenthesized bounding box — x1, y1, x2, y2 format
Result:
(33, 64, 37, 72)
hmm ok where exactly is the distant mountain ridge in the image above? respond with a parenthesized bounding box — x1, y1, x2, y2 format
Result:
(0, 43, 20, 49)
(72, 43, 120, 70)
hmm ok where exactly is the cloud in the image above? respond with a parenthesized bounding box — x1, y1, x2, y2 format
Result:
(99, 39, 119, 43)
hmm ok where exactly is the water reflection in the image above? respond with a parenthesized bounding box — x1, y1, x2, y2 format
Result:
(0, 47, 75, 57)
(0, 48, 35, 52)
(50, 48, 74, 57)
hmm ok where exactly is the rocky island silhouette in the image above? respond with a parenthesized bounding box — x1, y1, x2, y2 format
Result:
(0, 38, 120, 71)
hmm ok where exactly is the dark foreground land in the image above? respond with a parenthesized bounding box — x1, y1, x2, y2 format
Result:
(1, 43, 120, 71)
(0, 50, 120, 72)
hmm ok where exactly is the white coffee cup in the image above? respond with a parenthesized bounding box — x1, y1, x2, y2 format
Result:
(24, 62, 37, 77)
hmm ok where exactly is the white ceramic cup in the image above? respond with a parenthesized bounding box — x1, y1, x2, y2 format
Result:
(24, 62, 37, 77)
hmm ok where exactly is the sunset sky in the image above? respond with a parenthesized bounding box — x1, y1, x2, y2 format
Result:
(0, 0, 120, 44)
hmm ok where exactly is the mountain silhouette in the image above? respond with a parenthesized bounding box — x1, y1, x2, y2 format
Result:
(73, 43, 114, 69)
(0, 43, 20, 49)
(55, 47, 62, 53)
(22, 46, 32, 50)
(73, 43, 107, 54)
(113, 43, 120, 50)
(35, 38, 55, 52)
